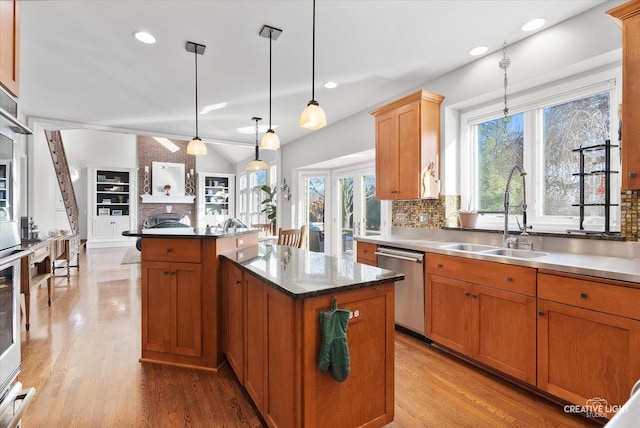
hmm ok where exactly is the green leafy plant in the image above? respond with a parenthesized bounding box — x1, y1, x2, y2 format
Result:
(260, 185, 277, 227)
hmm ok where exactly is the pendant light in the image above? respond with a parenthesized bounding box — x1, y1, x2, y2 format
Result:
(186, 41, 207, 155)
(259, 25, 282, 150)
(247, 117, 269, 171)
(299, 0, 327, 130)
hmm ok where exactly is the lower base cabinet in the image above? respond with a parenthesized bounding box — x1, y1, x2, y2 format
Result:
(426, 254, 537, 385)
(222, 258, 395, 428)
(537, 271, 640, 418)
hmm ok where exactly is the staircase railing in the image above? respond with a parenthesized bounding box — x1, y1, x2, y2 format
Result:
(44, 130, 80, 235)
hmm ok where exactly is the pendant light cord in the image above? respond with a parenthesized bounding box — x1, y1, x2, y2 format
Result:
(269, 30, 273, 129)
(194, 50, 199, 138)
(255, 118, 260, 160)
(311, 0, 316, 101)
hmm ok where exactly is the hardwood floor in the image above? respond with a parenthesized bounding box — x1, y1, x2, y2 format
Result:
(17, 247, 600, 427)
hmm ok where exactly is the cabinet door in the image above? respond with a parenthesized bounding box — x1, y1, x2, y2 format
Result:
(0, 1, 19, 96)
(538, 299, 640, 417)
(425, 274, 471, 354)
(245, 273, 265, 413)
(263, 284, 297, 428)
(171, 262, 202, 357)
(93, 217, 116, 239)
(225, 261, 244, 381)
(142, 261, 172, 353)
(471, 285, 536, 385)
(113, 217, 130, 237)
(375, 110, 398, 199)
(396, 101, 421, 199)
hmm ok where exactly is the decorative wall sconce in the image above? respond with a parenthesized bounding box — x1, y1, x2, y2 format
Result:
(186, 169, 195, 196)
(143, 165, 151, 195)
(281, 178, 291, 201)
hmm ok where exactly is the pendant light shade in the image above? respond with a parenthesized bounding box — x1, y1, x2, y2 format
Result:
(247, 117, 269, 171)
(259, 25, 282, 150)
(186, 41, 207, 156)
(300, 0, 327, 130)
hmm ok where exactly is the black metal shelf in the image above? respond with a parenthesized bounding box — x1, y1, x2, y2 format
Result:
(571, 139, 618, 233)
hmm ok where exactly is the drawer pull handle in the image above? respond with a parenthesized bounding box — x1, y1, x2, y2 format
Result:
(464, 291, 470, 297)
(538, 311, 545, 316)
(166, 248, 173, 253)
(236, 280, 241, 285)
(471, 294, 477, 299)
(630, 172, 638, 178)
(436, 263, 443, 269)
(580, 292, 588, 299)
(506, 276, 513, 282)
(164, 271, 170, 275)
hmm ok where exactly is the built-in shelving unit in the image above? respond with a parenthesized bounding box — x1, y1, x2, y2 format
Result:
(570, 140, 619, 234)
(197, 172, 235, 227)
(0, 161, 9, 220)
(87, 167, 137, 248)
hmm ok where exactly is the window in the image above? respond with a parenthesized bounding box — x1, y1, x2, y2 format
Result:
(462, 74, 619, 233)
(238, 165, 277, 227)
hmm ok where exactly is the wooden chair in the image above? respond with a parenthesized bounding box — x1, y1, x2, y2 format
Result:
(251, 223, 273, 238)
(277, 225, 307, 249)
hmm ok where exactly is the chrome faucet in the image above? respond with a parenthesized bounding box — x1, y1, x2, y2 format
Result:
(503, 164, 533, 250)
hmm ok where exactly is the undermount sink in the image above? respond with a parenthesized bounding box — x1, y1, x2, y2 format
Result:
(480, 248, 549, 259)
(439, 243, 499, 252)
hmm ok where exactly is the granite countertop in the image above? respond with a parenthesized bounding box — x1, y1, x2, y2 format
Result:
(122, 227, 259, 239)
(222, 244, 405, 299)
(356, 235, 640, 284)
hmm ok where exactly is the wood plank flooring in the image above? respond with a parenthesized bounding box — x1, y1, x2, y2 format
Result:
(17, 247, 600, 427)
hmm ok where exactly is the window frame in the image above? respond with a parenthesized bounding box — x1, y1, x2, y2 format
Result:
(460, 69, 620, 233)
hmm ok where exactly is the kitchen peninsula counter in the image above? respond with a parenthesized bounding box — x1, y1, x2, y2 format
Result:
(123, 227, 259, 370)
(220, 245, 404, 428)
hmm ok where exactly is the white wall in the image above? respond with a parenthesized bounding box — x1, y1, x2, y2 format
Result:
(196, 146, 236, 174)
(273, 1, 623, 228)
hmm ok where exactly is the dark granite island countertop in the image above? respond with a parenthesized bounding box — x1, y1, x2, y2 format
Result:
(222, 244, 405, 298)
(122, 226, 260, 240)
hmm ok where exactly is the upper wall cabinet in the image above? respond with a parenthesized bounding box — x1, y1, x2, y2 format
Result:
(0, 1, 20, 97)
(608, 0, 640, 190)
(370, 90, 444, 200)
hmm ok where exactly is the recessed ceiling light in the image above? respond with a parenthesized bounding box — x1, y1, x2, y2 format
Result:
(200, 103, 227, 114)
(133, 31, 156, 44)
(522, 18, 546, 32)
(323, 81, 337, 89)
(468, 46, 488, 56)
(237, 124, 276, 134)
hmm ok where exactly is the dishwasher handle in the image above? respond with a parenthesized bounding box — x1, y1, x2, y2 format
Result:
(375, 251, 423, 263)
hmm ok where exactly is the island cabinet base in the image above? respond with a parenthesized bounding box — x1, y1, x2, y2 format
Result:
(301, 285, 396, 428)
(140, 233, 258, 371)
(222, 258, 395, 428)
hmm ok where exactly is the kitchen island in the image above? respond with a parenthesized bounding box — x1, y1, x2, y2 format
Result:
(221, 244, 404, 428)
(122, 227, 259, 370)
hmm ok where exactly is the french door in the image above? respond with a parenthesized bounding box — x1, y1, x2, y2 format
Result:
(335, 167, 381, 259)
(300, 173, 330, 253)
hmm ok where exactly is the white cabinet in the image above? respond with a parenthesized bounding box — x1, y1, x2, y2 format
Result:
(197, 172, 235, 227)
(87, 167, 137, 248)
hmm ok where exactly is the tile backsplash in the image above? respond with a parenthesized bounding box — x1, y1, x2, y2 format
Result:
(393, 191, 640, 241)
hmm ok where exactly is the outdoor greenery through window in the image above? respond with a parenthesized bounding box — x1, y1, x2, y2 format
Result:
(467, 78, 618, 232)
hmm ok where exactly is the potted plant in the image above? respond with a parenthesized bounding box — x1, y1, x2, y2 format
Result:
(458, 199, 478, 228)
(260, 185, 277, 234)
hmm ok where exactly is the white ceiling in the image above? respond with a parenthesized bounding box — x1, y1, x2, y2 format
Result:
(18, 0, 607, 164)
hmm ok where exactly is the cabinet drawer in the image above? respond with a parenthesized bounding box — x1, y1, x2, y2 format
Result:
(538, 272, 640, 320)
(142, 238, 201, 263)
(427, 253, 536, 296)
(356, 242, 378, 265)
(30, 243, 51, 264)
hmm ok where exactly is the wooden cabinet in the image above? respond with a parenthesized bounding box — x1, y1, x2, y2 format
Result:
(355, 241, 377, 266)
(537, 270, 640, 416)
(370, 90, 444, 200)
(222, 258, 395, 428)
(608, 1, 640, 189)
(224, 261, 245, 381)
(0, 0, 20, 97)
(426, 254, 537, 385)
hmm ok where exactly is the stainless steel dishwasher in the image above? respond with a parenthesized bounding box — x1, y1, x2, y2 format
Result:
(375, 246, 425, 335)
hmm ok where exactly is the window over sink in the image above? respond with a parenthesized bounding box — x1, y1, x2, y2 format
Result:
(460, 68, 620, 233)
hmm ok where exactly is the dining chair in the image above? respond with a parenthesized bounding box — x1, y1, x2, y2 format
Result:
(277, 225, 307, 249)
(251, 223, 273, 238)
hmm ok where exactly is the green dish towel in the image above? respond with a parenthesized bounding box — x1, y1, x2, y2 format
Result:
(317, 299, 350, 382)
